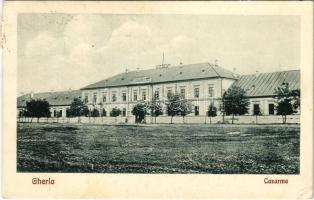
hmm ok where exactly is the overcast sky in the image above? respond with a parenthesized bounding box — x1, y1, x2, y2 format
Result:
(18, 14, 300, 95)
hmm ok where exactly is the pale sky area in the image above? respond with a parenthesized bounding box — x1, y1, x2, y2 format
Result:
(18, 14, 300, 95)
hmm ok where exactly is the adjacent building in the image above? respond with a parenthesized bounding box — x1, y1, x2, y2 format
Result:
(233, 70, 300, 115)
(17, 90, 81, 117)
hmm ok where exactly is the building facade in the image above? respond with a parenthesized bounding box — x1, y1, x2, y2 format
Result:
(80, 62, 236, 117)
(17, 62, 300, 119)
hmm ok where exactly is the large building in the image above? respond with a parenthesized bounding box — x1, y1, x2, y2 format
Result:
(80, 62, 237, 117)
(17, 62, 300, 118)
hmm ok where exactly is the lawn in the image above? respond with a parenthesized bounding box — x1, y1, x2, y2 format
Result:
(17, 123, 300, 174)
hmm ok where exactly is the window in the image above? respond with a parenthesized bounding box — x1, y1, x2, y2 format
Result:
(102, 93, 107, 103)
(195, 106, 199, 116)
(180, 88, 185, 98)
(208, 85, 214, 97)
(59, 110, 63, 117)
(253, 104, 260, 115)
(269, 104, 274, 115)
(167, 89, 172, 99)
(93, 93, 97, 104)
(122, 108, 126, 117)
(154, 90, 159, 100)
(122, 92, 127, 102)
(142, 90, 146, 100)
(194, 88, 199, 98)
(112, 93, 117, 102)
(84, 93, 89, 103)
(53, 110, 57, 117)
(133, 91, 138, 101)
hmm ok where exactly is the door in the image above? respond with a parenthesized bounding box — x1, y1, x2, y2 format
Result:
(268, 104, 274, 115)
(195, 106, 199, 116)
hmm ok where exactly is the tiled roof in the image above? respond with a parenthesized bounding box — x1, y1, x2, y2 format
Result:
(17, 90, 81, 108)
(232, 70, 300, 97)
(81, 62, 237, 90)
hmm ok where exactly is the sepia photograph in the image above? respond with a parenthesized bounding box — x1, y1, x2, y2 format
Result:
(2, 1, 313, 199)
(16, 13, 300, 174)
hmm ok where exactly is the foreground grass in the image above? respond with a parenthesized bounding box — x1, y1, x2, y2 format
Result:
(17, 123, 299, 174)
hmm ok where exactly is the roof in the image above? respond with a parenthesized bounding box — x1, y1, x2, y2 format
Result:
(232, 70, 300, 97)
(17, 90, 81, 108)
(81, 62, 237, 90)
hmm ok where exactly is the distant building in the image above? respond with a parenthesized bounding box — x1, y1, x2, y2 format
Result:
(17, 62, 300, 118)
(17, 90, 81, 117)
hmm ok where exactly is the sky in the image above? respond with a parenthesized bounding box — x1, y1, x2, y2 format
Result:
(18, 14, 300, 95)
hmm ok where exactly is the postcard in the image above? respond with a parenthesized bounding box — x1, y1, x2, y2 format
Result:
(2, 1, 313, 198)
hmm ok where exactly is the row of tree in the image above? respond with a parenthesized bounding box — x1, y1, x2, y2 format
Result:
(19, 83, 300, 124)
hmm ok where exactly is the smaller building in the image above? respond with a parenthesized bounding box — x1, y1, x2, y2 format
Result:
(232, 70, 300, 115)
(17, 90, 81, 118)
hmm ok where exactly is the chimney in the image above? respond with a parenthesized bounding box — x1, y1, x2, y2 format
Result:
(125, 68, 129, 73)
(255, 70, 260, 77)
(214, 59, 218, 67)
(233, 68, 239, 78)
(136, 67, 140, 72)
(30, 91, 34, 99)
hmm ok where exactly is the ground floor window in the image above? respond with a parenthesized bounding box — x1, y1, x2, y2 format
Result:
(102, 109, 107, 117)
(122, 108, 126, 117)
(269, 104, 274, 115)
(253, 104, 260, 115)
(53, 110, 57, 117)
(195, 106, 199, 116)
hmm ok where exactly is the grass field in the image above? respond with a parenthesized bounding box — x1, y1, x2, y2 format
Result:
(17, 123, 300, 174)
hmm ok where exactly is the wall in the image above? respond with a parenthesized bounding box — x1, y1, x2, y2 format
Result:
(17, 114, 300, 124)
(80, 77, 236, 117)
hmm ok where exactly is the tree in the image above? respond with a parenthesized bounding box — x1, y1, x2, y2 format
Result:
(90, 108, 100, 122)
(149, 92, 163, 123)
(25, 99, 51, 122)
(101, 108, 107, 116)
(274, 83, 300, 124)
(90, 108, 100, 117)
(132, 101, 149, 123)
(67, 98, 89, 123)
(166, 93, 193, 124)
(253, 105, 262, 124)
(223, 86, 250, 124)
(110, 107, 121, 122)
(207, 103, 217, 124)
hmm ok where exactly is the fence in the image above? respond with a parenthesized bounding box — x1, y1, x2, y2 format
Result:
(17, 114, 300, 124)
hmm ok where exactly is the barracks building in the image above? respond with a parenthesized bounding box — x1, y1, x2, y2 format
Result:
(17, 62, 300, 118)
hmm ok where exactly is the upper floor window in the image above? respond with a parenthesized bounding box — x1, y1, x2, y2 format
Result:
(208, 85, 214, 97)
(194, 87, 199, 98)
(154, 90, 160, 100)
(180, 88, 186, 98)
(133, 90, 138, 101)
(142, 90, 147, 101)
(93, 93, 97, 104)
(122, 92, 127, 102)
(167, 88, 172, 99)
(102, 93, 107, 103)
(112, 93, 117, 102)
(84, 93, 89, 103)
